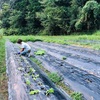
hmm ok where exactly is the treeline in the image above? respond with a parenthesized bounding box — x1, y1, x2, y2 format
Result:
(0, 0, 100, 35)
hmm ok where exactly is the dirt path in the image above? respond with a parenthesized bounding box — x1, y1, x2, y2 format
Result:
(28, 41, 100, 100)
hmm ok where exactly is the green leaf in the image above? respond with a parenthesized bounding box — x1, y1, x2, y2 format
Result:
(29, 90, 39, 95)
(26, 80, 31, 85)
(46, 88, 54, 96)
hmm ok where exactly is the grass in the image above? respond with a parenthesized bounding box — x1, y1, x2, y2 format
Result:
(5, 35, 42, 43)
(0, 38, 8, 100)
(5, 30, 100, 50)
(48, 73, 62, 84)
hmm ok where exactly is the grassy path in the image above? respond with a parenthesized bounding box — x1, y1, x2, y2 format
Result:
(0, 38, 8, 100)
(6, 33, 100, 50)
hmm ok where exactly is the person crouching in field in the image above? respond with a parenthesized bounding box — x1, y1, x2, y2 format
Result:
(17, 39, 31, 57)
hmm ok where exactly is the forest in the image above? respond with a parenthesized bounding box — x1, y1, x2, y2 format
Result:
(0, 0, 100, 35)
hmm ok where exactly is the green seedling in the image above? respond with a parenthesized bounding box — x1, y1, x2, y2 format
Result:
(28, 68, 35, 75)
(32, 68, 35, 72)
(26, 80, 31, 85)
(35, 74, 39, 78)
(35, 49, 45, 55)
(46, 88, 54, 96)
(38, 82, 42, 86)
(33, 77, 36, 81)
(29, 68, 33, 72)
(24, 73, 29, 77)
(29, 90, 39, 95)
(29, 68, 35, 73)
(71, 92, 83, 100)
(62, 56, 67, 60)
(33, 74, 39, 81)
(32, 74, 35, 77)
(18, 67, 23, 71)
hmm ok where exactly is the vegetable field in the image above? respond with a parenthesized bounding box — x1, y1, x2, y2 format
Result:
(5, 36, 100, 100)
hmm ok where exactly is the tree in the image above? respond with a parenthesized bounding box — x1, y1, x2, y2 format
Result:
(1, 3, 10, 28)
(69, 0, 81, 32)
(0, 0, 100, 35)
(54, 0, 71, 7)
(25, 0, 42, 34)
(75, 0, 100, 31)
(38, 0, 71, 35)
(5, 0, 42, 34)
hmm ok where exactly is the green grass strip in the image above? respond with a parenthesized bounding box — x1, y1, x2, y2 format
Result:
(0, 38, 8, 99)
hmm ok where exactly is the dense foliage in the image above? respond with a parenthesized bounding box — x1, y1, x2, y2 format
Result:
(0, 0, 100, 35)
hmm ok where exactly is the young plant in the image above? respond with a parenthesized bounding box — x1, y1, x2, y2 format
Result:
(33, 77, 37, 81)
(24, 73, 29, 77)
(18, 67, 22, 71)
(71, 92, 83, 100)
(33, 74, 39, 81)
(62, 56, 67, 60)
(35, 49, 45, 55)
(35, 74, 39, 78)
(29, 90, 39, 95)
(29, 68, 35, 73)
(45, 88, 54, 96)
(26, 80, 31, 85)
(37, 82, 42, 86)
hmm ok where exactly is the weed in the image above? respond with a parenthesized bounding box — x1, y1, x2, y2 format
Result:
(48, 73, 62, 84)
(92, 44, 100, 50)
